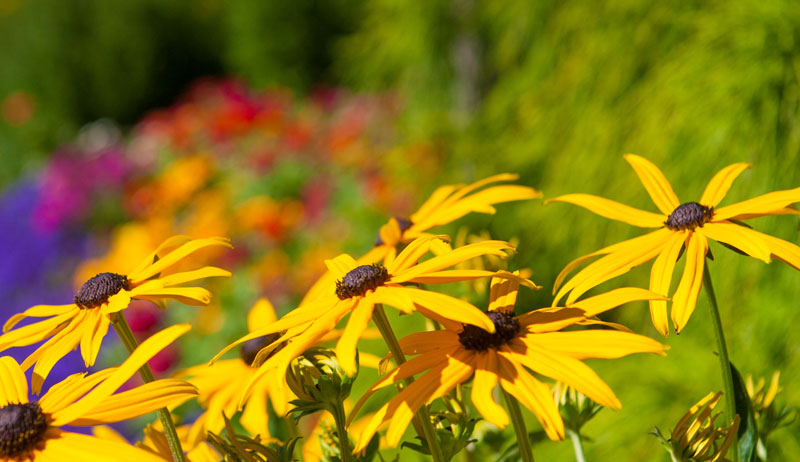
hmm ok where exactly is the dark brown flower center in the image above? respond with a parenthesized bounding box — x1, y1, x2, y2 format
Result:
(0, 402, 49, 459)
(375, 217, 413, 246)
(240, 333, 285, 366)
(335, 264, 390, 300)
(458, 311, 520, 352)
(74, 272, 130, 309)
(664, 202, 714, 231)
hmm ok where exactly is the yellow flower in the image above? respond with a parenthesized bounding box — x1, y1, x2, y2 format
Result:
(655, 392, 740, 462)
(0, 236, 231, 392)
(302, 173, 540, 303)
(550, 155, 800, 335)
(348, 277, 667, 451)
(213, 236, 537, 406)
(0, 324, 197, 462)
(177, 298, 295, 442)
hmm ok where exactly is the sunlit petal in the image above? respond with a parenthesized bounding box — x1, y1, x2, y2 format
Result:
(624, 154, 681, 214)
(547, 193, 665, 227)
(700, 163, 751, 206)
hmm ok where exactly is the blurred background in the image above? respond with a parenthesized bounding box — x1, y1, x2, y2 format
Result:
(1, 0, 799, 460)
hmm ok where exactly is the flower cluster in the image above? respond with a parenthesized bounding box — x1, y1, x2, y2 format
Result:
(2, 80, 799, 460)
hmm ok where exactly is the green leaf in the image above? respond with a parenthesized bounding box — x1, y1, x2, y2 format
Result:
(731, 361, 758, 462)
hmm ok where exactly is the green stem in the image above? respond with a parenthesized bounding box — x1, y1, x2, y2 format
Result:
(501, 389, 535, 462)
(111, 312, 186, 462)
(702, 265, 739, 462)
(372, 304, 446, 462)
(566, 429, 586, 462)
(332, 401, 354, 462)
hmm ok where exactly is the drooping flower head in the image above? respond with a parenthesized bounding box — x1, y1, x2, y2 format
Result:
(212, 236, 537, 408)
(0, 236, 231, 392)
(549, 155, 800, 335)
(348, 277, 668, 451)
(0, 324, 196, 462)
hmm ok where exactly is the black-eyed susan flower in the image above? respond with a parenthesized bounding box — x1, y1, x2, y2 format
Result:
(0, 324, 197, 462)
(549, 155, 800, 335)
(349, 277, 667, 451)
(652, 392, 740, 462)
(302, 174, 540, 303)
(213, 236, 537, 405)
(177, 298, 295, 443)
(0, 236, 231, 392)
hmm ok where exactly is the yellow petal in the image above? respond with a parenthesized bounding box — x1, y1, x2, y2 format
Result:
(701, 222, 771, 263)
(129, 237, 231, 283)
(752, 231, 800, 270)
(4, 304, 75, 332)
(324, 254, 358, 280)
(240, 383, 270, 437)
(51, 324, 191, 426)
(247, 298, 278, 332)
(29, 313, 89, 393)
(70, 379, 198, 425)
(384, 352, 473, 446)
(565, 231, 672, 305)
(411, 184, 460, 225)
(392, 240, 514, 284)
(0, 310, 75, 350)
(127, 235, 193, 278)
(649, 231, 687, 336)
(506, 342, 621, 410)
(522, 330, 667, 360)
(418, 185, 540, 227)
(80, 310, 109, 367)
(0, 356, 28, 405)
(42, 430, 169, 462)
(209, 298, 336, 364)
(700, 163, 752, 207)
(624, 154, 681, 214)
(386, 234, 439, 274)
(713, 187, 800, 221)
(349, 350, 454, 429)
(471, 351, 509, 428)
(569, 287, 668, 318)
(546, 193, 665, 227)
(554, 229, 671, 305)
(132, 287, 213, 307)
(151, 266, 231, 287)
(489, 275, 520, 313)
(397, 331, 460, 355)
(495, 352, 564, 440)
(378, 218, 403, 248)
(368, 286, 416, 314)
(335, 300, 375, 376)
(402, 288, 495, 332)
(671, 232, 707, 333)
(39, 370, 115, 415)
